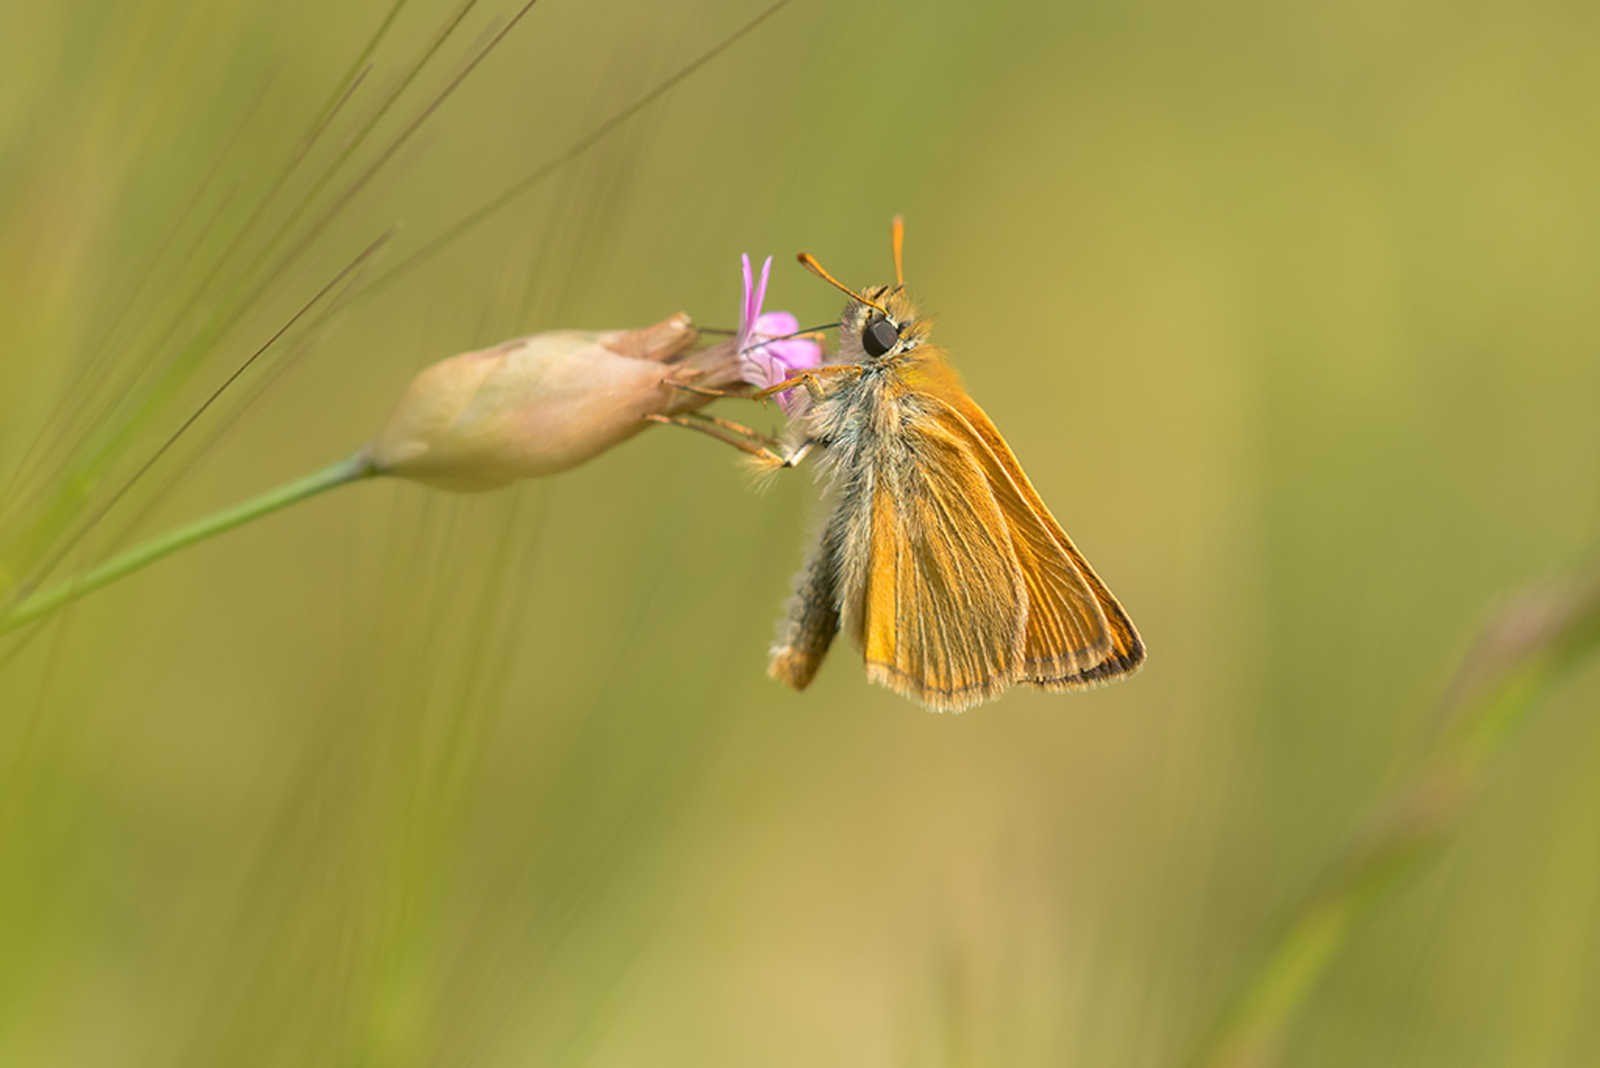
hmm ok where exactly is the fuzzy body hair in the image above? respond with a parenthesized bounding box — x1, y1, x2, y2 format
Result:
(769, 288, 955, 697)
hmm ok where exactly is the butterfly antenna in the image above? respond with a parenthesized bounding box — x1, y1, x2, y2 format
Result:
(797, 253, 890, 315)
(890, 215, 905, 287)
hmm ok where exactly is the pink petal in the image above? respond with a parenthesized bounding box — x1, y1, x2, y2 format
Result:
(754, 257, 772, 329)
(753, 310, 797, 336)
(768, 336, 823, 373)
(739, 254, 755, 341)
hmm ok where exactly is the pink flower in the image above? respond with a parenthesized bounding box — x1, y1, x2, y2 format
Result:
(737, 254, 822, 415)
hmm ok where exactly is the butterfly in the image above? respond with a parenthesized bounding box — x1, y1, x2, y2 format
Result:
(666, 219, 1145, 711)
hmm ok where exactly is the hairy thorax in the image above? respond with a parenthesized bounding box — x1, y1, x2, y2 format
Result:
(804, 352, 945, 469)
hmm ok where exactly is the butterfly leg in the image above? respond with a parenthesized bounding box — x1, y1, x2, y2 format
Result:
(663, 380, 748, 399)
(684, 411, 785, 448)
(752, 364, 859, 403)
(644, 412, 792, 466)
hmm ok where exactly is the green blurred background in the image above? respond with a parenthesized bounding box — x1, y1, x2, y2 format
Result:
(4, 0, 1600, 1064)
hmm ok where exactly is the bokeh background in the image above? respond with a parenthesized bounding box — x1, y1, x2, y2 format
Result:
(4, 0, 1600, 1064)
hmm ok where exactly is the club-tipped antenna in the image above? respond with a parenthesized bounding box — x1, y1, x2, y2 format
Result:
(797, 253, 890, 314)
(890, 215, 905, 287)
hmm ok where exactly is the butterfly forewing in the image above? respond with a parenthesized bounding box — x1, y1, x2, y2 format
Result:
(854, 411, 1027, 711)
(940, 389, 1146, 687)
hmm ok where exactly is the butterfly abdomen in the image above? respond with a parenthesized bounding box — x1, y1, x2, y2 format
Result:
(768, 512, 843, 691)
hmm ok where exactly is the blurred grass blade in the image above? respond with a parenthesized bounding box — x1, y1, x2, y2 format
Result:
(1190, 573, 1600, 1068)
(0, 0, 536, 616)
(1, 230, 394, 612)
(369, 0, 801, 294)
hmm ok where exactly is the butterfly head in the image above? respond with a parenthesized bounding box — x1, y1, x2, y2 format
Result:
(840, 285, 928, 364)
(797, 215, 931, 366)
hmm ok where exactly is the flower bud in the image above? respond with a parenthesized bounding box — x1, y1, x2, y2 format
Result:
(368, 314, 741, 492)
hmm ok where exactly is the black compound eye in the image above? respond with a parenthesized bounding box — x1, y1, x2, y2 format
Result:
(862, 317, 899, 357)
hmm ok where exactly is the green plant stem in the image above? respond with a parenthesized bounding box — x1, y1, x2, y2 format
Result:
(0, 451, 376, 635)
